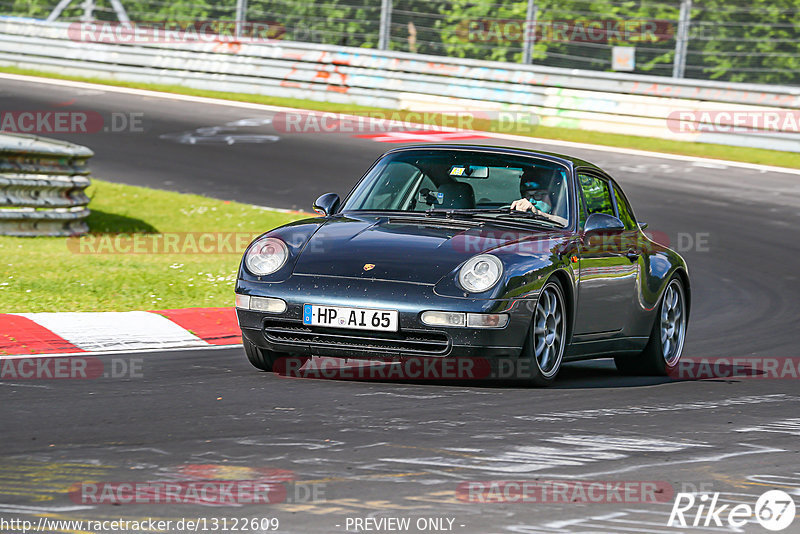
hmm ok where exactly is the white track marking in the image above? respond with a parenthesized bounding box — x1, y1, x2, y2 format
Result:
(0, 381, 50, 388)
(516, 507, 748, 533)
(381, 436, 708, 473)
(2, 72, 800, 176)
(0, 343, 240, 360)
(553, 444, 784, 479)
(515, 394, 799, 422)
(544, 513, 627, 529)
(16, 311, 207, 352)
(381, 441, 781, 478)
(736, 418, 800, 436)
(747, 473, 800, 488)
(0, 504, 94, 513)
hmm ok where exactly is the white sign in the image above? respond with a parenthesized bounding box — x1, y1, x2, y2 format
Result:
(612, 46, 635, 71)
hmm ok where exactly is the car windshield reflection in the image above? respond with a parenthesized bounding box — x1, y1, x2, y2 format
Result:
(342, 148, 571, 228)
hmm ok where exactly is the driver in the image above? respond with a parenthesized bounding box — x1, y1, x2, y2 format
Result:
(511, 171, 553, 213)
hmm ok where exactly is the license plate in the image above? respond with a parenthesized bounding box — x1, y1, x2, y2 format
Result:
(303, 304, 398, 332)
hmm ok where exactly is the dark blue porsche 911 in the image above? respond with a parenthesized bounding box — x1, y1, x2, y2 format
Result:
(235, 145, 690, 385)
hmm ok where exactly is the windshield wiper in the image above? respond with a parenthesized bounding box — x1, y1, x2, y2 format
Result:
(484, 211, 562, 226)
(424, 208, 477, 219)
(426, 207, 559, 226)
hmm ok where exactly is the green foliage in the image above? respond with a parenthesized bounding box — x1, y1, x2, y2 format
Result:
(440, 0, 527, 62)
(247, 0, 381, 47)
(690, 0, 800, 84)
(439, 0, 680, 74)
(5, 0, 799, 83)
(0, 179, 304, 312)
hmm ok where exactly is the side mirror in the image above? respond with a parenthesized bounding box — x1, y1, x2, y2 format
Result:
(584, 212, 625, 236)
(638, 221, 648, 230)
(312, 193, 340, 216)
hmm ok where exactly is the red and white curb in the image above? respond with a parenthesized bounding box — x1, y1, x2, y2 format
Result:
(0, 308, 241, 357)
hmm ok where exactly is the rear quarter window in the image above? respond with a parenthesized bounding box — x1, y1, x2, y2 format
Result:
(613, 185, 637, 230)
(578, 173, 614, 217)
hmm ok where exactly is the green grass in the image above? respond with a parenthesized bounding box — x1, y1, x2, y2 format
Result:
(3, 65, 799, 169)
(0, 180, 306, 312)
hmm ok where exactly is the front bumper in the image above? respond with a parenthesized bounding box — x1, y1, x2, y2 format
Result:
(236, 274, 535, 359)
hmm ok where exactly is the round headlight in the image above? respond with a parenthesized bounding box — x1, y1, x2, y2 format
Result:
(244, 237, 288, 276)
(458, 254, 503, 293)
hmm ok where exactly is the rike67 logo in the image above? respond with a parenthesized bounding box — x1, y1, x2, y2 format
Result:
(668, 490, 795, 531)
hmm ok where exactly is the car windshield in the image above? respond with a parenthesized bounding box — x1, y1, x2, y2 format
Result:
(342, 149, 571, 227)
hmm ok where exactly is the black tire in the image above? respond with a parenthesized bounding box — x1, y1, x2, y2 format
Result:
(615, 276, 687, 376)
(517, 279, 568, 387)
(243, 340, 285, 372)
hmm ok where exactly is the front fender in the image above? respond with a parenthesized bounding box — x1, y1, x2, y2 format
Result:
(237, 217, 324, 284)
(433, 234, 578, 301)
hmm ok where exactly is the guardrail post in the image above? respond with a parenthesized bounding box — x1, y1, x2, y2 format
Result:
(522, 0, 536, 64)
(80, 0, 95, 21)
(672, 0, 692, 78)
(378, 0, 392, 50)
(235, 0, 249, 38)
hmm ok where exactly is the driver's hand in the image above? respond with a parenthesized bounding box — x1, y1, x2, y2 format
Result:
(510, 198, 533, 212)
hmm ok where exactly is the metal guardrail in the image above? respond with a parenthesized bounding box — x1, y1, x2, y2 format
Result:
(0, 20, 799, 152)
(0, 132, 93, 237)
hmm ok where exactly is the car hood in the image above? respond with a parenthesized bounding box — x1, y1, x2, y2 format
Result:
(292, 215, 561, 284)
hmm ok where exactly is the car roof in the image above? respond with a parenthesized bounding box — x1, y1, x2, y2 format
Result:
(379, 144, 603, 173)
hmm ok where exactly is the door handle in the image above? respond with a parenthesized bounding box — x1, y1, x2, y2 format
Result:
(626, 249, 640, 262)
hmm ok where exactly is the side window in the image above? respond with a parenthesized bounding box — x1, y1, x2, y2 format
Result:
(613, 184, 636, 230)
(363, 162, 419, 210)
(578, 173, 614, 217)
(578, 190, 587, 230)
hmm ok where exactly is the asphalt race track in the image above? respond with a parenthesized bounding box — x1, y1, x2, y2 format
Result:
(2, 76, 800, 533)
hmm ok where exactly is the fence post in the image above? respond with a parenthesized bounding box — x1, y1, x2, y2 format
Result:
(235, 0, 249, 38)
(522, 0, 536, 64)
(378, 0, 392, 50)
(108, 0, 130, 24)
(80, 0, 95, 21)
(46, 0, 72, 22)
(48, 0, 128, 23)
(672, 0, 692, 78)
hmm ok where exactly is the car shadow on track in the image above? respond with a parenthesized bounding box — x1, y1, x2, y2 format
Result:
(550, 360, 676, 389)
(270, 357, 679, 390)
